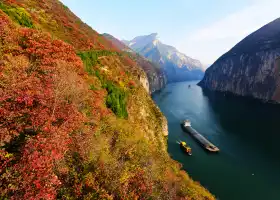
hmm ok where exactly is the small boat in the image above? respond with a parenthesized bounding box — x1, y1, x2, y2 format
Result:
(188, 85, 191, 88)
(180, 141, 192, 156)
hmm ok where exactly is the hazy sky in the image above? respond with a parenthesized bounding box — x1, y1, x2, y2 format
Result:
(61, 0, 280, 65)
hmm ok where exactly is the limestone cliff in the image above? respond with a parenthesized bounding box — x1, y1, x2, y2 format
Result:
(134, 55, 167, 93)
(199, 18, 280, 102)
(103, 33, 167, 93)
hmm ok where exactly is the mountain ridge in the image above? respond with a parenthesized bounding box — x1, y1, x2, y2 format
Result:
(123, 33, 205, 83)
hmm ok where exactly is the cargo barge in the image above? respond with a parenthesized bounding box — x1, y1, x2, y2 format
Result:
(181, 120, 219, 152)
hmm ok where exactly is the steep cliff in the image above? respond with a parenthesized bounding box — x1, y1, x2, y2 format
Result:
(132, 54, 167, 93)
(0, 0, 214, 199)
(103, 33, 167, 93)
(199, 18, 280, 102)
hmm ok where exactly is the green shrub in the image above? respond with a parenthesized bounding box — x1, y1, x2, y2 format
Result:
(89, 84, 97, 91)
(77, 50, 117, 75)
(0, 3, 34, 28)
(105, 81, 128, 119)
(62, 5, 69, 10)
(77, 51, 98, 75)
(78, 50, 128, 119)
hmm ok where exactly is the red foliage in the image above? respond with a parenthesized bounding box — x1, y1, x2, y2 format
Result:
(0, 11, 16, 45)
(0, 14, 9, 30)
(128, 80, 136, 89)
(0, 21, 85, 199)
(121, 168, 153, 199)
(11, 0, 120, 51)
(19, 28, 83, 68)
(3, 0, 22, 6)
(121, 55, 137, 67)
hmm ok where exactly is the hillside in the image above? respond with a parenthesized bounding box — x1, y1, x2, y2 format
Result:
(103, 33, 166, 93)
(0, 0, 214, 199)
(102, 33, 132, 52)
(124, 33, 205, 83)
(199, 18, 280, 102)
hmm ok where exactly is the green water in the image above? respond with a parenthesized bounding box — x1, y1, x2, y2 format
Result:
(153, 81, 280, 200)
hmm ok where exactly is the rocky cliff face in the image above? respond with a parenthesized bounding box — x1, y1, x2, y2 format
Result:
(199, 18, 280, 102)
(103, 33, 167, 93)
(133, 54, 167, 93)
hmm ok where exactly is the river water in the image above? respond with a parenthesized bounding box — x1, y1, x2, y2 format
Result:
(153, 81, 280, 200)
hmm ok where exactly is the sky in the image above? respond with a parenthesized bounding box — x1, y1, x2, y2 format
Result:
(61, 0, 280, 66)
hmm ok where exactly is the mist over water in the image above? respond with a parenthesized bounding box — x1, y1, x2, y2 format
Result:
(153, 81, 280, 200)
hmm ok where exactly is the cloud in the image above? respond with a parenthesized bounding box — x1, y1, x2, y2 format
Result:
(178, 0, 280, 65)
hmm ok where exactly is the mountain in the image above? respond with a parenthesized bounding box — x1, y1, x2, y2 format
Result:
(0, 0, 214, 199)
(199, 18, 280, 102)
(103, 33, 167, 93)
(123, 33, 205, 83)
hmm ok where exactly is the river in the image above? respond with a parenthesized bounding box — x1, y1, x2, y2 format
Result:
(152, 81, 280, 200)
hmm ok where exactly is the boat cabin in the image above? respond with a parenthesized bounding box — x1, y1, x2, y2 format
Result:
(183, 120, 191, 127)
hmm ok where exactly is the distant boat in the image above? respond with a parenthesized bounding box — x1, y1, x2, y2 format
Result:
(180, 141, 192, 156)
(188, 85, 191, 88)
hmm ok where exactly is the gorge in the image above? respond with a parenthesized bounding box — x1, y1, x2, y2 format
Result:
(2, 0, 280, 199)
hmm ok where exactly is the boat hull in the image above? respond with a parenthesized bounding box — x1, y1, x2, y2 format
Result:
(180, 144, 192, 156)
(181, 123, 219, 153)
